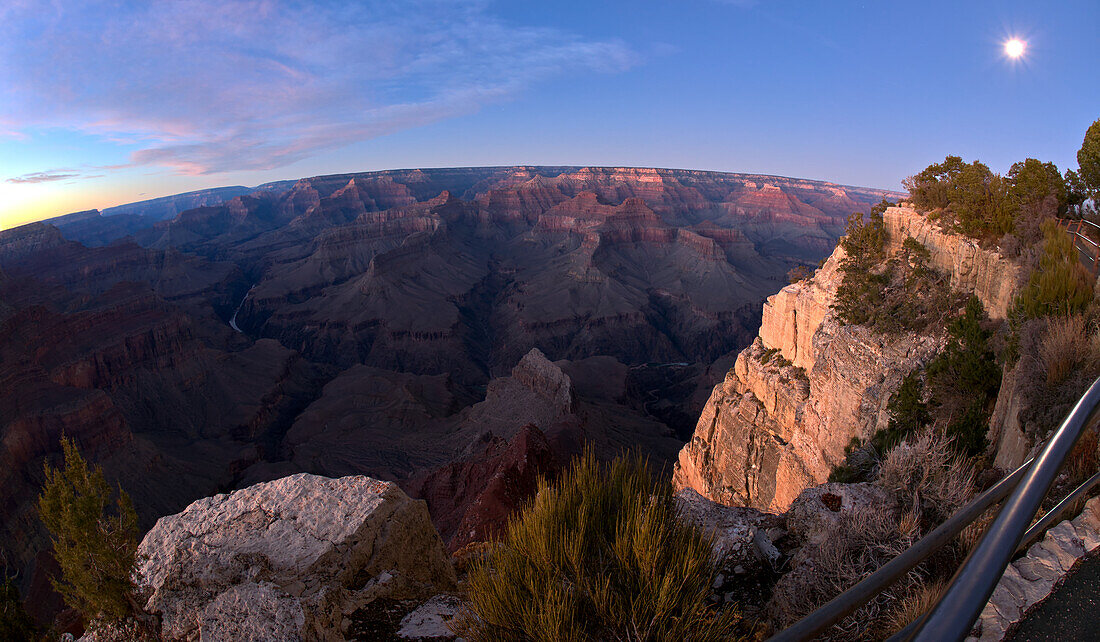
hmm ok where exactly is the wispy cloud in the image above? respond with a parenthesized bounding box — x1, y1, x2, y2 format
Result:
(7, 170, 82, 184)
(0, 1, 636, 175)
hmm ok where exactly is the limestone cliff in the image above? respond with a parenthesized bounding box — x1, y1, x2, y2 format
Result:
(674, 205, 1022, 512)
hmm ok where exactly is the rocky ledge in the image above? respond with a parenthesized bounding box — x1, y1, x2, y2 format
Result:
(135, 473, 457, 641)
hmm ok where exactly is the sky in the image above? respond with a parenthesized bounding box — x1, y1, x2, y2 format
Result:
(1, 0, 1097, 230)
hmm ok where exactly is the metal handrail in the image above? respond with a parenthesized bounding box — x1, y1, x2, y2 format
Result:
(1017, 469, 1100, 555)
(909, 375, 1100, 641)
(766, 459, 1032, 642)
(771, 375, 1100, 642)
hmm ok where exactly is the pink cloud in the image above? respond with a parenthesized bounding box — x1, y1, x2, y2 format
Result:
(0, 0, 636, 175)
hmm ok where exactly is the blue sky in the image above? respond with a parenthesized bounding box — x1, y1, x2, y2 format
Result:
(1, 0, 1097, 229)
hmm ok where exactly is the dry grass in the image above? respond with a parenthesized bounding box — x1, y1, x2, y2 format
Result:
(882, 580, 948, 637)
(1067, 427, 1100, 488)
(771, 431, 977, 640)
(1039, 314, 1090, 385)
(769, 502, 922, 641)
(875, 429, 976, 529)
(957, 505, 998, 554)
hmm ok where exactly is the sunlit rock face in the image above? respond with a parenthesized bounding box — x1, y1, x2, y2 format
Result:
(882, 205, 1022, 320)
(674, 205, 1022, 512)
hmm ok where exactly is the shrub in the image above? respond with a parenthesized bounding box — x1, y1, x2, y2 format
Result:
(781, 431, 975, 640)
(786, 264, 813, 283)
(829, 370, 931, 483)
(0, 578, 36, 642)
(464, 451, 745, 642)
(1016, 220, 1094, 319)
(834, 228, 956, 333)
(1079, 118, 1100, 202)
(875, 430, 975, 530)
(1039, 314, 1090, 385)
(38, 437, 141, 622)
(769, 502, 921, 641)
(926, 296, 1000, 456)
(882, 580, 948, 638)
(904, 156, 1015, 237)
(1007, 158, 1068, 215)
(884, 370, 932, 447)
(1013, 313, 1100, 442)
(833, 211, 888, 326)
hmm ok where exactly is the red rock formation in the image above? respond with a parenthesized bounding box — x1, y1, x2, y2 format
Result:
(408, 424, 560, 550)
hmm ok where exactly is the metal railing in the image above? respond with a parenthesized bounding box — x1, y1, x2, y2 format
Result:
(769, 375, 1100, 642)
(1059, 218, 1100, 275)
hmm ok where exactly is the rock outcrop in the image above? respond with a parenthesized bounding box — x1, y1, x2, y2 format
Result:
(674, 205, 1021, 512)
(136, 473, 456, 642)
(883, 205, 1022, 320)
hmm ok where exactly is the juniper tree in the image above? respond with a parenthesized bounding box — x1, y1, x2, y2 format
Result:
(37, 436, 141, 622)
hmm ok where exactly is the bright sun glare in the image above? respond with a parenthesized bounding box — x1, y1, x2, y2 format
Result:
(1004, 38, 1026, 59)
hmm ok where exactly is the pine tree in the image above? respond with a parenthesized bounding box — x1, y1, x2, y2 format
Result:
(37, 436, 141, 622)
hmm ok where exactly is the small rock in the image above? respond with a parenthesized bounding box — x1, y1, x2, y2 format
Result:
(397, 595, 465, 640)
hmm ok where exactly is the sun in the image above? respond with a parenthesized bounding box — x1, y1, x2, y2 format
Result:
(1004, 38, 1026, 59)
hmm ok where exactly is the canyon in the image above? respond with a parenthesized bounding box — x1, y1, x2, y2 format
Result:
(0, 166, 901, 623)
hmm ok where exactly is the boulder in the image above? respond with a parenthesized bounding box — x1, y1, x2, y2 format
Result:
(136, 473, 457, 641)
(784, 482, 891, 547)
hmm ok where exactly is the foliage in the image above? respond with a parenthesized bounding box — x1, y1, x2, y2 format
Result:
(1007, 158, 1068, 215)
(1064, 169, 1089, 215)
(785, 432, 974, 640)
(875, 430, 975, 531)
(904, 155, 1075, 238)
(1012, 312, 1100, 443)
(833, 211, 887, 326)
(828, 370, 931, 483)
(769, 502, 921, 641)
(786, 264, 813, 283)
(834, 230, 956, 333)
(1039, 314, 1090, 385)
(464, 451, 745, 642)
(885, 370, 932, 445)
(1079, 118, 1100, 201)
(1015, 220, 1094, 319)
(38, 437, 141, 622)
(903, 156, 1016, 237)
(0, 578, 36, 642)
(926, 296, 1000, 457)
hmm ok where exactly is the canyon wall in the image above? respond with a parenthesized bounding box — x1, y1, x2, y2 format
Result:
(674, 205, 1022, 512)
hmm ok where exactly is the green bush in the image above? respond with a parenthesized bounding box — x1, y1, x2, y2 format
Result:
(1015, 220, 1094, 319)
(38, 437, 141, 622)
(1008, 158, 1068, 215)
(904, 155, 1070, 238)
(0, 578, 36, 642)
(834, 231, 956, 333)
(927, 296, 1000, 457)
(833, 211, 888, 326)
(464, 451, 745, 642)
